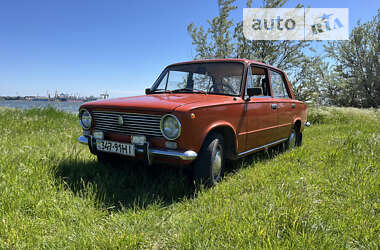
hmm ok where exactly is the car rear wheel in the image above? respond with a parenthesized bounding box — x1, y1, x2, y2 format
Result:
(285, 127, 302, 150)
(194, 132, 225, 186)
(296, 131, 303, 146)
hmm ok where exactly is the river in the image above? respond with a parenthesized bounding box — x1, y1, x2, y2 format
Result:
(0, 100, 86, 114)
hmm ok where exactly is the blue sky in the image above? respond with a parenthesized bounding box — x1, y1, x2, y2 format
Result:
(0, 0, 378, 98)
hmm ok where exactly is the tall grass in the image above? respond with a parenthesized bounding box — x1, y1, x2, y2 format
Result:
(0, 106, 379, 248)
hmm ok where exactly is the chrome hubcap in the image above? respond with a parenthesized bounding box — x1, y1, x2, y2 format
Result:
(289, 130, 296, 148)
(212, 146, 222, 180)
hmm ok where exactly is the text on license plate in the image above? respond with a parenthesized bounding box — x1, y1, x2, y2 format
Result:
(96, 140, 135, 157)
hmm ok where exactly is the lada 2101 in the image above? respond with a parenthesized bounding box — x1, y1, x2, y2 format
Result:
(78, 59, 309, 186)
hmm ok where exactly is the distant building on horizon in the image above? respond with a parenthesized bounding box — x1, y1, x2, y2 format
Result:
(100, 92, 109, 99)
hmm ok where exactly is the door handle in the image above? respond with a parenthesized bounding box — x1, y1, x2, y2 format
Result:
(292, 103, 296, 109)
(271, 104, 278, 110)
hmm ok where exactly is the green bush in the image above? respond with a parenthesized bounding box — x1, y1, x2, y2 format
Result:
(308, 106, 379, 125)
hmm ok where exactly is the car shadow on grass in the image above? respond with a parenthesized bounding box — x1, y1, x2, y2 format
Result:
(55, 145, 285, 211)
(55, 159, 196, 211)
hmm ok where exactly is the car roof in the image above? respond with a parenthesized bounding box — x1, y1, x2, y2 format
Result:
(168, 58, 283, 73)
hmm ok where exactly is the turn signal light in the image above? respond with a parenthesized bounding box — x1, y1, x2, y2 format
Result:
(165, 141, 178, 149)
(93, 131, 104, 140)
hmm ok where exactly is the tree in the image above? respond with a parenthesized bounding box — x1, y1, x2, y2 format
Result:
(324, 9, 380, 108)
(292, 56, 327, 104)
(187, 0, 311, 94)
(187, 0, 237, 59)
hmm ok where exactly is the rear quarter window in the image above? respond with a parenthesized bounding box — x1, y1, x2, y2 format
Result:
(270, 70, 291, 99)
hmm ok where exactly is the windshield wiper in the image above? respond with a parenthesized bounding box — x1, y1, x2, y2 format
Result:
(172, 88, 207, 94)
(150, 89, 172, 93)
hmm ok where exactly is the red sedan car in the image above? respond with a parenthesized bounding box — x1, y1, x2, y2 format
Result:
(78, 59, 308, 185)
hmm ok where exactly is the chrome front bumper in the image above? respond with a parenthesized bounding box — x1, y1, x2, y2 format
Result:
(78, 136, 197, 161)
(78, 135, 89, 144)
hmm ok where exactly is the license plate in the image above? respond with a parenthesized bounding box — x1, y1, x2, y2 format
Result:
(96, 140, 135, 157)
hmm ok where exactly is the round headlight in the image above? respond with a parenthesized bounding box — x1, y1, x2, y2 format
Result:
(160, 114, 181, 140)
(79, 109, 92, 130)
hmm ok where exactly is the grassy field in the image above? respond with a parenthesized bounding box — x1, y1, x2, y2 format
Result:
(0, 106, 379, 249)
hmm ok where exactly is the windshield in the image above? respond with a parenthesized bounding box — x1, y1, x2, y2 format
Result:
(151, 62, 244, 96)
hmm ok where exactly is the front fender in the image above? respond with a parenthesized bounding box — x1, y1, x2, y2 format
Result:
(199, 121, 238, 154)
(292, 117, 304, 132)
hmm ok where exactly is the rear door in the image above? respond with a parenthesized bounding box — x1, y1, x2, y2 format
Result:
(244, 65, 278, 151)
(269, 69, 293, 139)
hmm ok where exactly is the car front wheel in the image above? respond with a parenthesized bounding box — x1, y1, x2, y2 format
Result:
(194, 132, 225, 186)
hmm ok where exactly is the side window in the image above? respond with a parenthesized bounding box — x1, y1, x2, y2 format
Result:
(270, 70, 290, 98)
(221, 75, 241, 95)
(246, 65, 270, 96)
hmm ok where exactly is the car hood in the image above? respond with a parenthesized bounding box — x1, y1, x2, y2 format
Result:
(81, 94, 229, 112)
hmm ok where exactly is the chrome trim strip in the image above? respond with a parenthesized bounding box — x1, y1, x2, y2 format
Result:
(150, 149, 197, 160)
(93, 117, 161, 122)
(92, 111, 161, 118)
(78, 136, 89, 145)
(238, 138, 288, 156)
(242, 123, 292, 135)
(93, 116, 161, 122)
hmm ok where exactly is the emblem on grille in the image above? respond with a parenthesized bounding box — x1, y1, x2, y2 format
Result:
(118, 115, 124, 126)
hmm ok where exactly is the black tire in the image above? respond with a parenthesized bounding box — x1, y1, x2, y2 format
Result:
(194, 133, 225, 186)
(296, 131, 303, 147)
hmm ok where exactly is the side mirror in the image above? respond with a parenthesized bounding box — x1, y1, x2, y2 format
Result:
(145, 88, 151, 95)
(247, 87, 263, 97)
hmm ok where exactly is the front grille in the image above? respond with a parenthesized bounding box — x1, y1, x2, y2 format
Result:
(92, 111, 163, 137)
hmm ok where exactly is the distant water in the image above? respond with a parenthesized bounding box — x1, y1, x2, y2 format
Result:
(0, 100, 85, 114)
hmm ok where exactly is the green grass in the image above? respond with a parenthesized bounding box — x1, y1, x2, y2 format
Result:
(0, 106, 379, 249)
